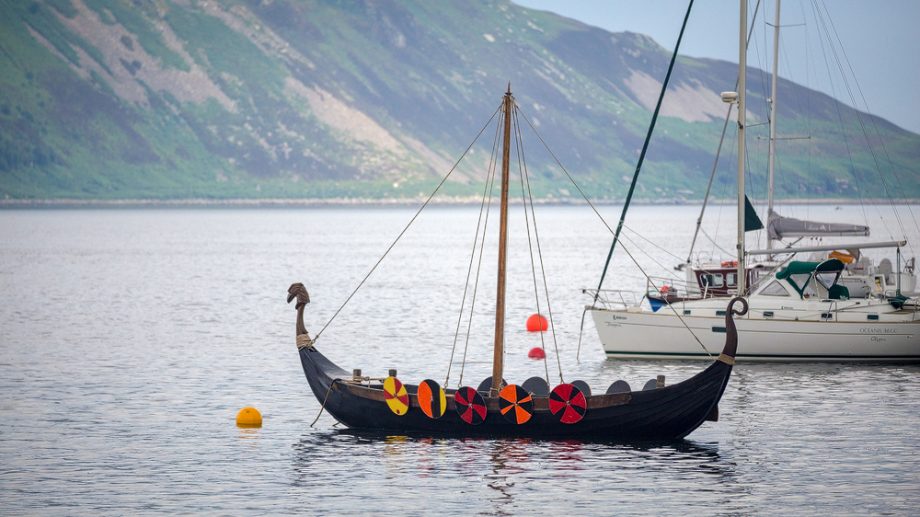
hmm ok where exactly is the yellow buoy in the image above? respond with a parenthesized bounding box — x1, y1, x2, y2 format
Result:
(236, 406, 263, 427)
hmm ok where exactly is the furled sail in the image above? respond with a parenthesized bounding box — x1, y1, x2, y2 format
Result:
(767, 210, 870, 240)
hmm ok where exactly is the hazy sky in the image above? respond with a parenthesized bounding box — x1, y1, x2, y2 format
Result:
(515, 0, 920, 135)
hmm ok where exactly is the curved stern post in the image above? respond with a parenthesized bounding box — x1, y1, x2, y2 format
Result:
(719, 296, 748, 365)
(287, 282, 313, 348)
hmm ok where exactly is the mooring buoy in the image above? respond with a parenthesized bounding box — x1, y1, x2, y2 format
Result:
(236, 406, 262, 427)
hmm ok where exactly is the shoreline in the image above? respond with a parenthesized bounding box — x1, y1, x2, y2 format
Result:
(2, 197, 919, 208)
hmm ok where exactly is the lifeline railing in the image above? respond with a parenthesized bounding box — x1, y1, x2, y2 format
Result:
(581, 288, 643, 310)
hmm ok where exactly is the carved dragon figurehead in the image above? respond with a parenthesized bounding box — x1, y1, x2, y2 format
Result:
(287, 282, 311, 308)
(287, 282, 312, 344)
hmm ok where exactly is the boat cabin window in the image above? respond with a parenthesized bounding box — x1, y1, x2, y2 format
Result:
(801, 277, 818, 297)
(701, 273, 724, 288)
(815, 271, 840, 290)
(726, 273, 737, 287)
(760, 280, 790, 297)
(787, 273, 818, 298)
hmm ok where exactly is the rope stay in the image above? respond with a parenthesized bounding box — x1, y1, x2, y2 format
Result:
(445, 110, 503, 388)
(594, 0, 695, 302)
(515, 107, 710, 356)
(457, 109, 502, 388)
(512, 105, 564, 384)
(512, 106, 551, 385)
(811, 0, 918, 256)
(312, 104, 502, 344)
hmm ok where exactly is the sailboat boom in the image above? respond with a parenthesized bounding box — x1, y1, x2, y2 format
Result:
(747, 240, 906, 256)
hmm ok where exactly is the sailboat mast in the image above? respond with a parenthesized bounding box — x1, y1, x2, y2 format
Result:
(491, 86, 513, 396)
(737, 0, 747, 295)
(766, 0, 781, 255)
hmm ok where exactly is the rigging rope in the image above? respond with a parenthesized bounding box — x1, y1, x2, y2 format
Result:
(457, 116, 501, 388)
(445, 111, 503, 388)
(619, 225, 685, 276)
(807, 0, 872, 237)
(310, 379, 339, 428)
(815, 0, 919, 257)
(594, 0, 695, 302)
(515, 109, 710, 356)
(312, 104, 502, 344)
(513, 105, 564, 384)
(512, 108, 551, 385)
(687, 0, 760, 265)
(618, 241, 712, 356)
(700, 227, 736, 257)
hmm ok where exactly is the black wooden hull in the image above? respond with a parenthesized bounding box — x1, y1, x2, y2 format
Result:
(299, 345, 733, 440)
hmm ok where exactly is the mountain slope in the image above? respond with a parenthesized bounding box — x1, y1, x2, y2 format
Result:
(1, 0, 918, 200)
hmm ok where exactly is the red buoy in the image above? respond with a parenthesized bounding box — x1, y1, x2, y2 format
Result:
(528, 347, 546, 359)
(526, 313, 548, 332)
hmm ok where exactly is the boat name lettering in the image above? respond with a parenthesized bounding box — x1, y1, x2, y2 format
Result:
(858, 327, 895, 334)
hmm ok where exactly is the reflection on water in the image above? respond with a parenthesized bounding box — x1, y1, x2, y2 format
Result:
(2, 207, 919, 514)
(288, 429, 740, 515)
(484, 439, 528, 516)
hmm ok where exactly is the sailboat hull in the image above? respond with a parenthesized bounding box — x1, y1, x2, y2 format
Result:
(592, 305, 920, 362)
(299, 345, 732, 440)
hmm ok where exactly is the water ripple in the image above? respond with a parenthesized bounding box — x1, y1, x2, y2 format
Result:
(1, 207, 918, 514)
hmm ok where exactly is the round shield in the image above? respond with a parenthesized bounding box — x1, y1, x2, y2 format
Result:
(454, 386, 487, 425)
(383, 376, 409, 416)
(605, 380, 631, 394)
(549, 383, 587, 424)
(417, 379, 447, 419)
(571, 380, 592, 397)
(499, 384, 533, 424)
(521, 376, 550, 396)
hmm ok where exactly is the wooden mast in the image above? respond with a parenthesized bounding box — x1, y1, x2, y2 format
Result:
(491, 85, 513, 396)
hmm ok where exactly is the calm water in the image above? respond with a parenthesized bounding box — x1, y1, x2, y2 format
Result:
(1, 206, 919, 515)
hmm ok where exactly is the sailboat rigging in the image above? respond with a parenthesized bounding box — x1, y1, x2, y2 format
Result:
(588, 0, 920, 362)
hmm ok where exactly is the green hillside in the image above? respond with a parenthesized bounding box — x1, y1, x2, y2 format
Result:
(1, 0, 918, 201)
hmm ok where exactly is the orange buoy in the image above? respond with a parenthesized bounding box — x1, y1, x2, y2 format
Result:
(528, 347, 546, 359)
(526, 313, 548, 332)
(236, 406, 262, 427)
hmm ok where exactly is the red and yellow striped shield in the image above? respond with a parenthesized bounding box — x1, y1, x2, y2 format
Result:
(383, 376, 409, 416)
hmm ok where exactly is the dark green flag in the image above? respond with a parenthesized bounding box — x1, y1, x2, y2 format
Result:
(744, 195, 764, 232)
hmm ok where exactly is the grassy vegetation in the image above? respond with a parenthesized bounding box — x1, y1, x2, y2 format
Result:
(83, 0, 189, 71)
(1, 0, 918, 201)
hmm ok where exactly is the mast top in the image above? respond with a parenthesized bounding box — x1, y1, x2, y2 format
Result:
(506, 82, 512, 95)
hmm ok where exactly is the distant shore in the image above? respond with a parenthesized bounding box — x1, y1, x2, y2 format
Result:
(1, 197, 918, 208)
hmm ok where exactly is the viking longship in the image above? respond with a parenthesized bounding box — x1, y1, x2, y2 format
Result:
(287, 86, 747, 439)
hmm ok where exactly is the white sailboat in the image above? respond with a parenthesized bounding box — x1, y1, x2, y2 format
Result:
(589, 0, 920, 362)
(650, 0, 918, 309)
